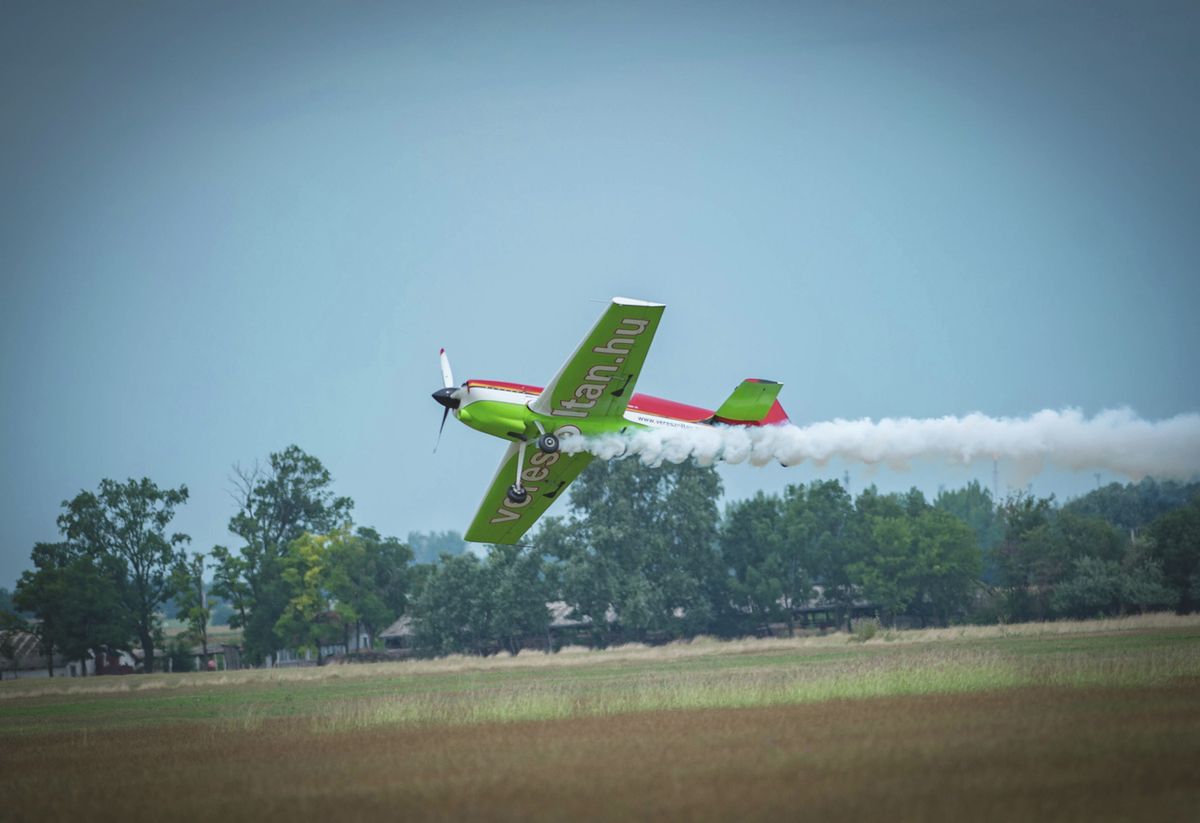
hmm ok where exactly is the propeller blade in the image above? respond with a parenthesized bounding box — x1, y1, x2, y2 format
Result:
(439, 348, 454, 389)
(433, 407, 450, 453)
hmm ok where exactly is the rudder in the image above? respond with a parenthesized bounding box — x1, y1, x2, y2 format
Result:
(713, 379, 789, 426)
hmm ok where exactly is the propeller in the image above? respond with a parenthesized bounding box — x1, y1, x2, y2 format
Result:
(434, 406, 450, 453)
(433, 348, 460, 453)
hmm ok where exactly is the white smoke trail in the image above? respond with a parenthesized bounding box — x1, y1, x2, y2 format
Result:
(559, 408, 1200, 480)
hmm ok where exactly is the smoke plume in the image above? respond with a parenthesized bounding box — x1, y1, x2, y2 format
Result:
(560, 408, 1200, 480)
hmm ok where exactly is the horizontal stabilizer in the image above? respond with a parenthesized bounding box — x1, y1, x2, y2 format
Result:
(713, 379, 788, 426)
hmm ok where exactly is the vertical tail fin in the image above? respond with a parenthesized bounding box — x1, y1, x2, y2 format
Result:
(713, 379, 789, 426)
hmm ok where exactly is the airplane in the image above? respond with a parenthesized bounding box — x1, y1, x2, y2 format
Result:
(433, 297, 788, 544)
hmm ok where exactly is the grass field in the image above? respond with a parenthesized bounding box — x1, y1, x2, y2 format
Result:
(3, 613, 1199, 821)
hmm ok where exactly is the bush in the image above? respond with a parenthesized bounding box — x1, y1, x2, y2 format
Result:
(849, 617, 881, 643)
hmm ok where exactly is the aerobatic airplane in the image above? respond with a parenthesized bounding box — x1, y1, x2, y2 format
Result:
(433, 297, 788, 544)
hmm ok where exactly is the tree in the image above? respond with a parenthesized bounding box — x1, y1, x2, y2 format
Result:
(539, 458, 723, 643)
(271, 526, 413, 661)
(209, 545, 251, 631)
(169, 553, 212, 663)
(1115, 553, 1175, 614)
(214, 446, 353, 663)
(13, 543, 127, 676)
(274, 532, 343, 663)
(324, 527, 414, 649)
(1049, 552, 1174, 619)
(410, 544, 552, 656)
(1051, 557, 1123, 618)
(1051, 509, 1125, 565)
(484, 543, 553, 654)
(1065, 479, 1200, 536)
(57, 478, 189, 673)
(785, 480, 855, 631)
(993, 492, 1056, 621)
(721, 492, 793, 634)
(935, 480, 1001, 579)
(849, 507, 917, 626)
(906, 508, 982, 625)
(1145, 496, 1200, 612)
(413, 552, 490, 655)
(844, 487, 982, 627)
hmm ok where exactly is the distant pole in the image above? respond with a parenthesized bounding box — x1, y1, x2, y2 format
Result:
(842, 470, 850, 494)
(992, 459, 999, 501)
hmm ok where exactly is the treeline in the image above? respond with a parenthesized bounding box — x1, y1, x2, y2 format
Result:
(4, 444, 1199, 672)
(427, 462, 1200, 653)
(3, 447, 415, 673)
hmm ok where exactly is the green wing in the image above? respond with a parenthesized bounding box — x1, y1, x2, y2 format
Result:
(464, 443, 593, 544)
(529, 297, 665, 423)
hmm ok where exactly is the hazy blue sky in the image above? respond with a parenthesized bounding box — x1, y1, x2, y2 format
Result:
(3, 1, 1198, 587)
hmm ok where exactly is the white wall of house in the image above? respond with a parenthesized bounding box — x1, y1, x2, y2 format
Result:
(268, 629, 372, 667)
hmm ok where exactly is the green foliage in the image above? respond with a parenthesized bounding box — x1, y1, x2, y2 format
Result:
(323, 527, 414, 646)
(1145, 495, 1200, 612)
(787, 480, 855, 630)
(13, 449, 1199, 672)
(935, 479, 1003, 553)
(164, 636, 196, 673)
(992, 489, 1187, 622)
(1050, 556, 1123, 618)
(210, 544, 253, 634)
(539, 458, 723, 642)
(14, 543, 128, 673)
(56, 478, 189, 672)
(1065, 478, 1200, 535)
(993, 492, 1058, 621)
(413, 553, 489, 655)
(271, 526, 414, 660)
(1050, 544, 1174, 619)
(169, 553, 211, 654)
(721, 492, 792, 633)
(850, 491, 981, 626)
(412, 545, 552, 656)
(848, 616, 881, 642)
(274, 532, 344, 660)
(485, 543, 554, 654)
(217, 446, 354, 663)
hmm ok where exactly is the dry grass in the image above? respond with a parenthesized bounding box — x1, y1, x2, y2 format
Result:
(4, 611, 1195, 701)
(2, 614, 1198, 822)
(286, 644, 1197, 734)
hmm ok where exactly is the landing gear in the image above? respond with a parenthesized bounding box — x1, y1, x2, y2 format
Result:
(507, 439, 530, 505)
(536, 433, 560, 454)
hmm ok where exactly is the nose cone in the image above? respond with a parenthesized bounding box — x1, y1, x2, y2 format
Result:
(432, 387, 460, 410)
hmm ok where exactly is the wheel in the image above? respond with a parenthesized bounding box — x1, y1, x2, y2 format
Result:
(506, 484, 528, 505)
(536, 433, 560, 454)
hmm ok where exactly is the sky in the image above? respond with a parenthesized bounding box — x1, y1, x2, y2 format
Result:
(3, 1, 1199, 588)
